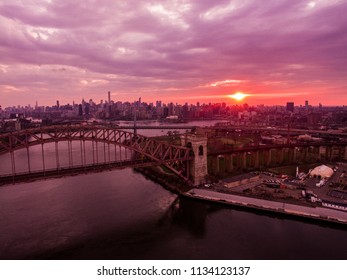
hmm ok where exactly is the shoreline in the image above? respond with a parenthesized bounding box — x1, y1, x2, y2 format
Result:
(133, 167, 191, 195)
(183, 188, 347, 225)
(134, 166, 347, 226)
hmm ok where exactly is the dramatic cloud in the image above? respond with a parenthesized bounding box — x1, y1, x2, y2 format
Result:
(0, 0, 346, 106)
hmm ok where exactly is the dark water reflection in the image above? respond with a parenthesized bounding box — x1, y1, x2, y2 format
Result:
(1, 168, 347, 260)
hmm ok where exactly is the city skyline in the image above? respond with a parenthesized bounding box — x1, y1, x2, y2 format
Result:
(1, 94, 336, 109)
(1, 0, 347, 107)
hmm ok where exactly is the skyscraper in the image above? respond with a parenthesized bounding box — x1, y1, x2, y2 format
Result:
(286, 102, 294, 112)
(85, 103, 90, 115)
(107, 91, 111, 117)
(78, 104, 83, 116)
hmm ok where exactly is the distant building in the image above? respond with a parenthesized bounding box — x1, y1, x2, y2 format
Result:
(307, 113, 321, 125)
(107, 91, 111, 117)
(163, 107, 169, 118)
(286, 102, 294, 112)
(78, 104, 83, 116)
(168, 102, 174, 116)
(85, 103, 90, 115)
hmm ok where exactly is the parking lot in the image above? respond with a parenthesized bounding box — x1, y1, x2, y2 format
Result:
(213, 162, 347, 207)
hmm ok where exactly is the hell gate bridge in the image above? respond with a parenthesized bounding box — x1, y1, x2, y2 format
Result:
(0, 125, 208, 186)
(1, 124, 346, 187)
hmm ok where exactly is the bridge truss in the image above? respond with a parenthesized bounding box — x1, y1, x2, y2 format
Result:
(0, 125, 193, 185)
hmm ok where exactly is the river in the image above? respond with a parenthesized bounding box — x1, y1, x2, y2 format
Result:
(0, 120, 346, 259)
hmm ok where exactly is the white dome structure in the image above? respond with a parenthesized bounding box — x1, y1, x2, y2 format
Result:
(310, 165, 334, 178)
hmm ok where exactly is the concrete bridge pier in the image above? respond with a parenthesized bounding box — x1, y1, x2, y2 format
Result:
(234, 153, 240, 170)
(307, 146, 312, 162)
(218, 155, 225, 175)
(310, 146, 318, 162)
(302, 147, 308, 162)
(318, 146, 322, 161)
(325, 146, 331, 161)
(287, 148, 293, 164)
(225, 154, 234, 172)
(213, 156, 220, 175)
(242, 152, 247, 170)
(314, 146, 321, 161)
(330, 146, 334, 161)
(337, 146, 345, 161)
(286, 148, 292, 164)
(332, 146, 337, 161)
(279, 148, 284, 164)
(235, 152, 243, 170)
(181, 134, 208, 186)
(254, 151, 260, 168)
(319, 146, 326, 161)
(266, 149, 272, 166)
(293, 147, 298, 162)
(213, 155, 224, 175)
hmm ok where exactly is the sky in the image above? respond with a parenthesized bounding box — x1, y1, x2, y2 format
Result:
(0, 0, 347, 107)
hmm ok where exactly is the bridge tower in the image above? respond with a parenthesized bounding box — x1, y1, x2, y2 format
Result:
(181, 134, 208, 186)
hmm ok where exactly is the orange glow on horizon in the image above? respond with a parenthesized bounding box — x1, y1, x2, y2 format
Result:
(228, 92, 248, 101)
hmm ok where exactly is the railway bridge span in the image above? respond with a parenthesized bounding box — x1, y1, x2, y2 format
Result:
(0, 125, 209, 186)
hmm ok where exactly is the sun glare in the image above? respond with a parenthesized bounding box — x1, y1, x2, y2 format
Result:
(228, 92, 248, 101)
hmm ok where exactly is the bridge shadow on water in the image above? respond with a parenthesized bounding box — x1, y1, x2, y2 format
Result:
(20, 197, 212, 260)
(0, 159, 158, 187)
(17, 195, 347, 260)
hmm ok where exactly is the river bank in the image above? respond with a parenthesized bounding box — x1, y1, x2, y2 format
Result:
(134, 164, 347, 226)
(183, 188, 347, 225)
(134, 166, 192, 194)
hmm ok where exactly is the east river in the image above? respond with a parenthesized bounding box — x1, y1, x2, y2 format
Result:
(0, 121, 347, 259)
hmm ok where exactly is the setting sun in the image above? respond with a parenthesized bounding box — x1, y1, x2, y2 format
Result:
(228, 92, 248, 101)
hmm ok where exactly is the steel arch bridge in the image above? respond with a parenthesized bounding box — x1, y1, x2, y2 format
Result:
(0, 125, 194, 185)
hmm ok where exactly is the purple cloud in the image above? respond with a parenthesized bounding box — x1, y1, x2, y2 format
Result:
(0, 0, 346, 106)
